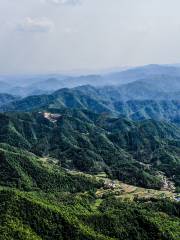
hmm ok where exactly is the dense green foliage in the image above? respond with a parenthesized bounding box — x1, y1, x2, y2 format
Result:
(0, 143, 102, 192)
(0, 110, 179, 190)
(0, 188, 179, 240)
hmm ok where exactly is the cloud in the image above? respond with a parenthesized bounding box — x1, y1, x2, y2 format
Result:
(44, 0, 81, 6)
(64, 27, 78, 34)
(17, 18, 54, 33)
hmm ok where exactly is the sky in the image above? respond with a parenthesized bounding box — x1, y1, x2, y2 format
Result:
(0, 0, 180, 74)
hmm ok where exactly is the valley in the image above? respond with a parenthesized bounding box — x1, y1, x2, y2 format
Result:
(68, 170, 177, 201)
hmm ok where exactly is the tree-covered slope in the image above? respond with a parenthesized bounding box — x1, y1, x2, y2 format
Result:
(0, 188, 179, 240)
(0, 143, 101, 192)
(113, 100, 180, 123)
(0, 93, 19, 106)
(1, 84, 180, 123)
(0, 110, 179, 190)
(0, 189, 108, 240)
(0, 88, 111, 114)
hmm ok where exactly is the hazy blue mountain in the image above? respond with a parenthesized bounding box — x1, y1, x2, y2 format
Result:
(98, 79, 180, 102)
(1, 84, 179, 123)
(9, 86, 48, 97)
(114, 100, 180, 123)
(30, 64, 180, 90)
(136, 75, 180, 92)
(0, 87, 111, 114)
(0, 74, 70, 97)
(1, 64, 180, 97)
(0, 94, 19, 106)
(27, 75, 103, 93)
(61, 75, 103, 87)
(0, 81, 11, 93)
(103, 64, 180, 85)
(29, 78, 65, 91)
(0, 74, 68, 87)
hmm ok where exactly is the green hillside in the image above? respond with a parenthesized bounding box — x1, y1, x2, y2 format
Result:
(0, 110, 179, 190)
(0, 143, 101, 192)
(0, 141, 179, 239)
(0, 186, 179, 240)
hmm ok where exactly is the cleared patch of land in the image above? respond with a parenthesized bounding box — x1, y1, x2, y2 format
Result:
(67, 170, 176, 201)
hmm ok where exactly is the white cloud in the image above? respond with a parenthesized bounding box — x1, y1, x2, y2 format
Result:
(64, 27, 78, 34)
(1, 0, 180, 74)
(44, 0, 81, 6)
(17, 17, 54, 33)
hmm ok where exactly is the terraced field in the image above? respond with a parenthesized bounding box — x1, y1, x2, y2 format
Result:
(68, 170, 177, 201)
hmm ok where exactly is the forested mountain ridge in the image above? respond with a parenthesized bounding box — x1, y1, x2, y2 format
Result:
(0, 186, 179, 240)
(0, 93, 19, 106)
(1, 84, 179, 123)
(0, 110, 179, 191)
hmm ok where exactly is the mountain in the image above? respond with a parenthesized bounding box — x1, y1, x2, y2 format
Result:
(0, 143, 101, 192)
(1, 84, 180, 123)
(0, 93, 19, 106)
(0, 110, 179, 239)
(98, 77, 180, 101)
(1, 64, 180, 97)
(29, 78, 65, 92)
(0, 74, 68, 87)
(113, 100, 180, 123)
(0, 87, 112, 114)
(0, 81, 11, 93)
(0, 65, 180, 239)
(0, 110, 179, 190)
(103, 64, 180, 85)
(0, 74, 69, 97)
(0, 186, 179, 240)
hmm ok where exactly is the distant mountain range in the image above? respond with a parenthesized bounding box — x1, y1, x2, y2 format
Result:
(1, 80, 179, 123)
(0, 64, 180, 97)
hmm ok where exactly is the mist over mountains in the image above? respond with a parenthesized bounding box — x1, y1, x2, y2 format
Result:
(1, 64, 180, 97)
(0, 64, 180, 123)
